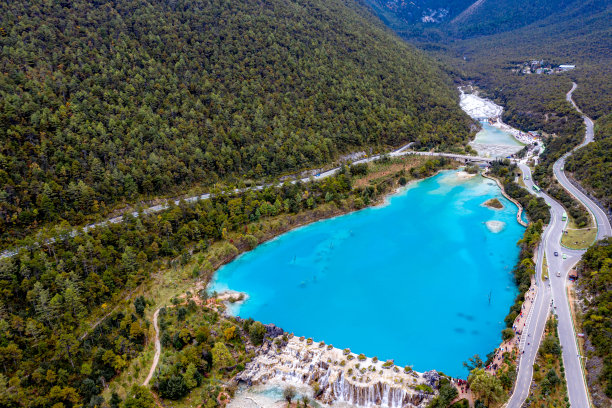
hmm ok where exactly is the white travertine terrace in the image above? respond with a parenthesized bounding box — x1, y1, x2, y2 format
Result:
(236, 335, 439, 407)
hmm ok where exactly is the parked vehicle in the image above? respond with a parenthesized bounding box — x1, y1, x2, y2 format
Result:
(554, 251, 558, 256)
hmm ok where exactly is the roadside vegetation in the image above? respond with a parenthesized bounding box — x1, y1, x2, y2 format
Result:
(574, 238, 612, 407)
(525, 316, 569, 407)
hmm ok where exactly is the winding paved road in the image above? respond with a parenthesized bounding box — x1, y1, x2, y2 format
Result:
(506, 83, 611, 408)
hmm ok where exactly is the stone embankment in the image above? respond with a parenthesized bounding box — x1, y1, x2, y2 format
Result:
(235, 335, 439, 407)
(482, 172, 528, 227)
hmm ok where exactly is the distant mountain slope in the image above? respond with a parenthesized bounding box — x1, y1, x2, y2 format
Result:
(447, 0, 580, 38)
(364, 0, 473, 28)
(365, 0, 593, 39)
(0, 0, 471, 244)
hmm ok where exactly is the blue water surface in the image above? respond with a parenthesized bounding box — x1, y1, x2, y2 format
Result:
(210, 171, 524, 377)
(474, 121, 524, 147)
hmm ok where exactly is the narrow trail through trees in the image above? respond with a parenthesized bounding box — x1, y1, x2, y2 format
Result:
(143, 308, 161, 386)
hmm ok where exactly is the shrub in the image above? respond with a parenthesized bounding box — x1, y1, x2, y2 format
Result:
(244, 234, 258, 249)
(248, 321, 266, 346)
(283, 386, 296, 403)
(415, 384, 434, 393)
(502, 328, 515, 341)
(350, 163, 369, 176)
(358, 354, 367, 361)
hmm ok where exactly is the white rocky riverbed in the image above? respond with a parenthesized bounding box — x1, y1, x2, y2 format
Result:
(231, 335, 439, 408)
(459, 90, 503, 120)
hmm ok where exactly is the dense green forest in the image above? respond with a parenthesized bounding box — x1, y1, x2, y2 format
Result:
(0, 0, 472, 247)
(566, 114, 612, 211)
(577, 238, 612, 406)
(153, 298, 263, 406)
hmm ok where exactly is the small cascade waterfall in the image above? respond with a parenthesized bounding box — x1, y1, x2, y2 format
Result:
(235, 335, 439, 407)
(328, 373, 426, 407)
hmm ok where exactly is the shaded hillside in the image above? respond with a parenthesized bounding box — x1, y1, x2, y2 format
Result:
(447, 0, 581, 38)
(365, 0, 590, 39)
(0, 0, 471, 246)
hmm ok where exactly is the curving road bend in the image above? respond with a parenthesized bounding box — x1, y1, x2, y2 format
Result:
(555, 83, 611, 240)
(508, 83, 610, 408)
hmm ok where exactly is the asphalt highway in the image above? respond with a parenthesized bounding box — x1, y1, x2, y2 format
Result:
(507, 83, 610, 407)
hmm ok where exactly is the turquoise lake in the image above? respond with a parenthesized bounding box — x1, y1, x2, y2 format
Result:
(474, 121, 524, 146)
(210, 171, 524, 377)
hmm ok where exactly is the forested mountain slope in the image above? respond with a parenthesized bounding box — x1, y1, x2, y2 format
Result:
(0, 0, 471, 246)
(566, 114, 612, 213)
(576, 238, 612, 406)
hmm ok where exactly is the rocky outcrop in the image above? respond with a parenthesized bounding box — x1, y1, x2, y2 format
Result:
(235, 336, 437, 407)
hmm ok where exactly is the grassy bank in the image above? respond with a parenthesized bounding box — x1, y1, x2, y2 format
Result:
(561, 216, 597, 250)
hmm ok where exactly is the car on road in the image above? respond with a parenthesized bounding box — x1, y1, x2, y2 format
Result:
(524, 175, 530, 180)
(554, 251, 558, 256)
(563, 254, 567, 259)
(557, 271, 561, 277)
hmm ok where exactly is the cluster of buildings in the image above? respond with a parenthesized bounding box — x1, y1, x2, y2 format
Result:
(511, 60, 576, 75)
